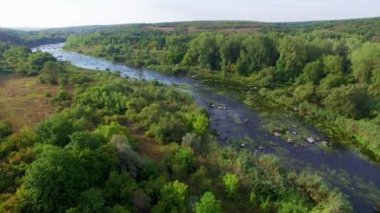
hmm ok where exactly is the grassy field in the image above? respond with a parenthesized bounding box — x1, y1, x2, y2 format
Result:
(0, 75, 58, 131)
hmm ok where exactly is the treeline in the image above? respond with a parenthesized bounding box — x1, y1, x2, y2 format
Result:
(65, 21, 380, 159)
(0, 41, 58, 76)
(0, 43, 351, 212)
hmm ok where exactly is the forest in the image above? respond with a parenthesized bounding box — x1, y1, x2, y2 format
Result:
(0, 39, 353, 212)
(64, 18, 380, 160)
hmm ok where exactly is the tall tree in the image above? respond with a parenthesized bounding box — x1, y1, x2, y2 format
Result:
(276, 36, 307, 82)
(351, 42, 380, 83)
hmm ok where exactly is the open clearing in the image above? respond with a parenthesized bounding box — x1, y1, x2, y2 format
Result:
(0, 75, 58, 131)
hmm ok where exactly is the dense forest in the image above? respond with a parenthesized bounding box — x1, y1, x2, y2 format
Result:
(0, 39, 353, 212)
(64, 18, 380, 160)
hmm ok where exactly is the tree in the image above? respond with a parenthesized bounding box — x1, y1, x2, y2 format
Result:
(151, 115, 187, 143)
(193, 114, 209, 135)
(351, 42, 380, 83)
(251, 67, 276, 87)
(219, 35, 242, 74)
(4, 46, 30, 74)
(236, 35, 277, 76)
(182, 33, 222, 70)
(39, 61, 61, 84)
(36, 114, 76, 147)
(94, 122, 128, 141)
(0, 120, 12, 138)
(104, 171, 138, 206)
(323, 84, 373, 119)
(195, 191, 222, 213)
(181, 133, 202, 152)
(294, 84, 316, 102)
(164, 35, 189, 64)
(276, 36, 307, 82)
(323, 55, 344, 75)
(76, 188, 105, 213)
(17, 146, 88, 212)
(222, 173, 239, 196)
(169, 147, 194, 177)
(66, 131, 104, 151)
(159, 180, 188, 211)
(296, 60, 325, 85)
(27, 51, 56, 75)
(316, 74, 345, 98)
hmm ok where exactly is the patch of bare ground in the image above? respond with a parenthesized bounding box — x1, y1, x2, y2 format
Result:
(0, 75, 58, 131)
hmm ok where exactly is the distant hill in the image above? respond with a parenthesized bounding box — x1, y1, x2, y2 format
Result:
(1, 17, 380, 46)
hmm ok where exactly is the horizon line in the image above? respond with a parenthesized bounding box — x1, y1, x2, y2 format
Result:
(1, 16, 379, 31)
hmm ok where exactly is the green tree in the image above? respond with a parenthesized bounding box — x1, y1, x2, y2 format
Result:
(236, 35, 277, 76)
(222, 172, 239, 196)
(27, 51, 56, 75)
(0, 120, 12, 138)
(39, 61, 61, 84)
(151, 115, 187, 143)
(195, 191, 222, 213)
(104, 171, 138, 206)
(181, 133, 202, 152)
(169, 147, 194, 177)
(164, 35, 189, 64)
(76, 188, 105, 213)
(316, 74, 345, 98)
(351, 42, 380, 83)
(159, 180, 188, 211)
(294, 84, 316, 102)
(4, 46, 30, 74)
(183, 33, 221, 70)
(219, 35, 242, 74)
(17, 146, 88, 212)
(296, 60, 325, 85)
(276, 36, 307, 82)
(323, 84, 373, 119)
(37, 114, 76, 147)
(323, 55, 345, 75)
(66, 131, 104, 151)
(193, 114, 209, 135)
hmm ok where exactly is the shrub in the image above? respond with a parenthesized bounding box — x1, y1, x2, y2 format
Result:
(222, 173, 239, 197)
(195, 191, 222, 213)
(0, 120, 12, 138)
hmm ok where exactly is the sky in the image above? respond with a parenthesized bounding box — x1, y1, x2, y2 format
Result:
(0, 0, 379, 28)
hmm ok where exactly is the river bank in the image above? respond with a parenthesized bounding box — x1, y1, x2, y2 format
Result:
(34, 43, 380, 212)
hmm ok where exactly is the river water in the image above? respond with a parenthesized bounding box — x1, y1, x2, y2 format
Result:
(33, 43, 380, 212)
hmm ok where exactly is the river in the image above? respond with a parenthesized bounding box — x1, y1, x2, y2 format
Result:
(33, 43, 380, 212)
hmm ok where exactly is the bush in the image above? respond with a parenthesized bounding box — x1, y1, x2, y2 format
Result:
(150, 115, 187, 143)
(16, 146, 89, 213)
(0, 120, 12, 138)
(222, 173, 239, 197)
(157, 180, 188, 212)
(181, 133, 202, 152)
(66, 131, 104, 151)
(323, 84, 373, 119)
(39, 61, 61, 84)
(193, 114, 209, 135)
(36, 115, 76, 147)
(195, 191, 222, 213)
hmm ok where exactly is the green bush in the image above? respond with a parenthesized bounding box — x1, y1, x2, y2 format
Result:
(0, 120, 12, 138)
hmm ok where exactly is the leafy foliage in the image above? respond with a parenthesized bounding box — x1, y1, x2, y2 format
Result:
(195, 191, 222, 213)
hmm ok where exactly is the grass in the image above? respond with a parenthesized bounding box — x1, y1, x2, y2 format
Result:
(0, 74, 58, 131)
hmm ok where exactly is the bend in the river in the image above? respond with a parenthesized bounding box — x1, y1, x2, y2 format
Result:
(33, 43, 380, 212)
